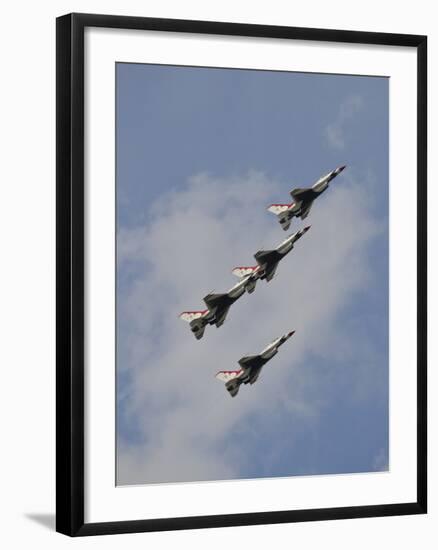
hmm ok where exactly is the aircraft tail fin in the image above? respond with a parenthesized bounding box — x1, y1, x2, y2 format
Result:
(179, 311, 207, 340)
(267, 204, 293, 231)
(179, 310, 207, 323)
(267, 204, 291, 215)
(231, 266, 258, 279)
(215, 369, 242, 383)
(215, 370, 242, 397)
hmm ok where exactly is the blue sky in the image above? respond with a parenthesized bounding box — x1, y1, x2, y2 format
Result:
(116, 62, 388, 485)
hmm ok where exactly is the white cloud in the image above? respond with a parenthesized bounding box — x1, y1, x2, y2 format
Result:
(325, 95, 364, 150)
(116, 169, 383, 485)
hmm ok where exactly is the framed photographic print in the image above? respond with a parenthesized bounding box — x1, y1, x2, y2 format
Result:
(56, 13, 427, 536)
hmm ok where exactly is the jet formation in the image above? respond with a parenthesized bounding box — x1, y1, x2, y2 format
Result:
(179, 226, 310, 340)
(179, 166, 346, 395)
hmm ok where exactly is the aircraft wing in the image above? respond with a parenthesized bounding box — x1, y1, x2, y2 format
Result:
(264, 262, 279, 282)
(289, 187, 308, 200)
(237, 357, 264, 384)
(300, 202, 313, 220)
(248, 366, 263, 385)
(214, 305, 231, 327)
(238, 354, 261, 369)
(254, 249, 279, 267)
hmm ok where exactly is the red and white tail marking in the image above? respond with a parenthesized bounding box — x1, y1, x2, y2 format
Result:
(215, 369, 243, 383)
(179, 310, 208, 323)
(267, 203, 292, 215)
(231, 266, 259, 279)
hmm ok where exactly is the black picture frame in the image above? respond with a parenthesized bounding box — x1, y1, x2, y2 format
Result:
(56, 12, 427, 537)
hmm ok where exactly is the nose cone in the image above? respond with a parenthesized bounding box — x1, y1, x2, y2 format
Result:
(293, 225, 310, 241)
(298, 225, 311, 237)
(336, 165, 346, 174)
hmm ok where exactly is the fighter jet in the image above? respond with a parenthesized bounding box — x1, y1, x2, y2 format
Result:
(216, 331, 295, 397)
(268, 165, 346, 230)
(179, 277, 247, 340)
(232, 226, 310, 287)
